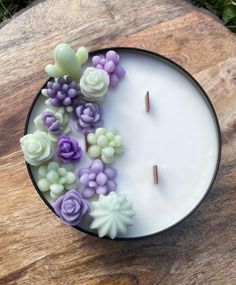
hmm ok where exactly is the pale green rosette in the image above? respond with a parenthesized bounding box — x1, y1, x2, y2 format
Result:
(20, 131, 53, 166)
(87, 128, 124, 164)
(37, 161, 76, 200)
(34, 104, 70, 142)
(45, 43, 88, 80)
(80, 67, 109, 103)
(90, 192, 135, 239)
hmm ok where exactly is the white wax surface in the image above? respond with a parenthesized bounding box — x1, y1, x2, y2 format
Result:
(28, 50, 219, 238)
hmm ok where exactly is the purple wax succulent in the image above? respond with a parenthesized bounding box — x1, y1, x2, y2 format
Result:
(74, 101, 103, 134)
(46, 76, 81, 108)
(53, 189, 90, 226)
(92, 50, 125, 87)
(78, 159, 117, 198)
(57, 135, 82, 163)
(41, 111, 61, 135)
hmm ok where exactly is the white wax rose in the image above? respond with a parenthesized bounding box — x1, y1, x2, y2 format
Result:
(80, 67, 109, 103)
(20, 131, 53, 166)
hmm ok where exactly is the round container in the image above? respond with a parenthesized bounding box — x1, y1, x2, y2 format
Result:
(24, 47, 221, 240)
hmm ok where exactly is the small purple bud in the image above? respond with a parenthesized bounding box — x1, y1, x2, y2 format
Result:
(62, 84, 69, 92)
(104, 60, 115, 73)
(47, 89, 56, 98)
(96, 64, 103, 69)
(92, 55, 101, 66)
(110, 74, 119, 87)
(57, 91, 66, 100)
(68, 89, 78, 98)
(47, 81, 53, 89)
(89, 181, 97, 188)
(69, 81, 77, 89)
(63, 97, 72, 106)
(114, 66, 126, 79)
(51, 98, 61, 107)
(89, 173, 96, 180)
(80, 174, 90, 185)
(100, 58, 107, 66)
(96, 186, 107, 194)
(53, 82, 61, 92)
(96, 172, 107, 186)
(57, 77, 66, 85)
(66, 76, 73, 84)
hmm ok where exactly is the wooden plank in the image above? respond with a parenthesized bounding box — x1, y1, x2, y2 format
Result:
(0, 0, 236, 284)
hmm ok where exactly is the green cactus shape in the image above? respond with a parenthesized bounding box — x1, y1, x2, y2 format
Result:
(45, 43, 88, 80)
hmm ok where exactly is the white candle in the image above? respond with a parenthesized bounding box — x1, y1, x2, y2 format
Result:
(28, 49, 220, 239)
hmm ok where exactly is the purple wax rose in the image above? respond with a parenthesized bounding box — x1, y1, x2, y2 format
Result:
(41, 111, 61, 135)
(78, 159, 117, 198)
(53, 189, 90, 226)
(57, 135, 82, 163)
(74, 101, 103, 133)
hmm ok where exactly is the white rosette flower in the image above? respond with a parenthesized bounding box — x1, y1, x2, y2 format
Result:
(34, 103, 70, 142)
(80, 67, 109, 103)
(90, 192, 135, 239)
(20, 131, 53, 166)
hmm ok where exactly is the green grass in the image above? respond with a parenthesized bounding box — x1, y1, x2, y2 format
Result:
(192, 0, 236, 32)
(0, 0, 35, 23)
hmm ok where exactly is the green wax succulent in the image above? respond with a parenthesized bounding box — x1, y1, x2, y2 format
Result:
(45, 43, 89, 80)
(37, 161, 77, 200)
(90, 192, 135, 239)
(87, 128, 124, 164)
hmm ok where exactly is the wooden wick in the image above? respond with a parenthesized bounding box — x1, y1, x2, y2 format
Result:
(153, 165, 158, 184)
(145, 91, 150, 112)
(85, 134, 89, 152)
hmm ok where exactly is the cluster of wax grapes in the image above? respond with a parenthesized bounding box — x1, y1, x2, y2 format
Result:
(87, 128, 124, 164)
(78, 159, 117, 198)
(37, 162, 76, 200)
(45, 76, 79, 108)
(92, 50, 125, 87)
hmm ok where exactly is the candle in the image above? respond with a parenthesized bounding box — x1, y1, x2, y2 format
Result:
(25, 48, 220, 239)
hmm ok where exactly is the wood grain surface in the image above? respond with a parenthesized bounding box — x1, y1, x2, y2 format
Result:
(0, 0, 236, 284)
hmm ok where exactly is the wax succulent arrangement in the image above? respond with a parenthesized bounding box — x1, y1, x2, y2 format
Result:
(20, 43, 134, 239)
(20, 45, 221, 240)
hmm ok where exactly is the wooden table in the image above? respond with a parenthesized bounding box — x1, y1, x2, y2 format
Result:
(0, 1, 236, 284)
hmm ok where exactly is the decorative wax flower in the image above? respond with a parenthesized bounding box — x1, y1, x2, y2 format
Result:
(78, 159, 117, 198)
(57, 135, 82, 163)
(37, 162, 76, 200)
(80, 67, 109, 103)
(74, 101, 103, 134)
(45, 43, 88, 80)
(42, 112, 61, 135)
(42, 76, 81, 112)
(34, 105, 70, 142)
(20, 131, 53, 166)
(90, 192, 135, 239)
(92, 50, 125, 87)
(54, 189, 90, 226)
(87, 128, 124, 164)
